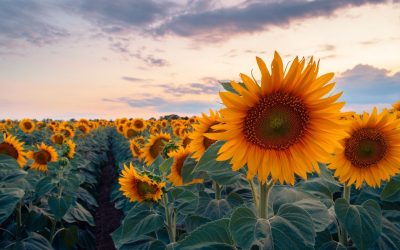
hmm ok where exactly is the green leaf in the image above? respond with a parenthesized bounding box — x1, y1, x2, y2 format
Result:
(184, 215, 211, 233)
(229, 205, 315, 250)
(0, 169, 27, 185)
(10, 232, 52, 250)
(63, 202, 95, 226)
(170, 187, 198, 215)
(159, 157, 173, 175)
(318, 241, 346, 250)
(111, 210, 164, 249)
(371, 217, 400, 249)
(204, 199, 232, 220)
(193, 141, 240, 185)
(0, 187, 24, 224)
(220, 81, 247, 94)
(272, 188, 331, 232)
(0, 154, 20, 169)
(35, 177, 57, 198)
(180, 155, 198, 184)
(334, 198, 382, 250)
(381, 175, 400, 202)
(48, 196, 73, 220)
(176, 218, 234, 250)
(77, 187, 98, 207)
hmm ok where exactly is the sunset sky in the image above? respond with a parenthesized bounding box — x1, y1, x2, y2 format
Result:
(1, 0, 400, 119)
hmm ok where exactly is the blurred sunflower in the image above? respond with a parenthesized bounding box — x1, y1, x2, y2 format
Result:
(65, 140, 76, 159)
(160, 120, 168, 129)
(188, 116, 197, 124)
(132, 118, 147, 132)
(60, 127, 75, 138)
(19, 119, 35, 134)
(189, 110, 222, 160)
(142, 133, 171, 165)
(392, 100, 400, 112)
(207, 52, 346, 184)
(130, 140, 143, 158)
(119, 163, 165, 202)
(168, 147, 202, 186)
(180, 133, 192, 149)
(133, 136, 145, 145)
(51, 133, 65, 145)
(28, 143, 58, 172)
(0, 134, 27, 167)
(124, 125, 139, 139)
(150, 126, 160, 135)
(329, 108, 400, 188)
(77, 123, 90, 135)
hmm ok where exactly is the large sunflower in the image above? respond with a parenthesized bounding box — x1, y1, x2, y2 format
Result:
(0, 134, 27, 167)
(65, 140, 76, 159)
(208, 52, 346, 185)
(142, 133, 171, 165)
(168, 148, 202, 186)
(119, 163, 165, 202)
(19, 119, 35, 134)
(28, 143, 58, 173)
(189, 110, 222, 160)
(328, 108, 400, 188)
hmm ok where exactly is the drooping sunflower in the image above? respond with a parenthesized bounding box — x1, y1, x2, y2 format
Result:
(328, 108, 400, 188)
(130, 140, 143, 158)
(65, 140, 76, 159)
(132, 118, 147, 132)
(28, 143, 58, 173)
(119, 163, 165, 202)
(189, 110, 222, 160)
(167, 148, 202, 186)
(142, 133, 171, 165)
(208, 52, 346, 185)
(0, 134, 27, 167)
(19, 119, 35, 134)
(51, 133, 65, 145)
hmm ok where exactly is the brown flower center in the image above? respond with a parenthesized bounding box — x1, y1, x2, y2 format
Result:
(182, 137, 192, 148)
(53, 134, 64, 145)
(134, 120, 144, 129)
(24, 122, 33, 130)
(34, 150, 51, 165)
(126, 128, 137, 138)
(344, 128, 387, 168)
(244, 92, 309, 150)
(174, 153, 189, 177)
(149, 138, 168, 159)
(0, 142, 19, 159)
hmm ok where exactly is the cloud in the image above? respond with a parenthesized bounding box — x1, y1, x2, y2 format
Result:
(103, 96, 219, 114)
(121, 76, 150, 82)
(0, 0, 69, 50)
(157, 78, 222, 96)
(336, 64, 400, 106)
(153, 0, 389, 41)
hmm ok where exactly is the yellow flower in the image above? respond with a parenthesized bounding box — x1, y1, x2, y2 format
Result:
(19, 119, 35, 134)
(0, 134, 27, 167)
(119, 163, 165, 202)
(168, 148, 202, 186)
(329, 108, 400, 188)
(142, 133, 171, 165)
(65, 140, 76, 159)
(28, 143, 58, 172)
(132, 118, 147, 132)
(209, 52, 346, 185)
(51, 133, 65, 145)
(189, 110, 222, 160)
(130, 140, 143, 158)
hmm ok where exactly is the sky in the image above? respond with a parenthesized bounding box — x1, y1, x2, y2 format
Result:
(0, 0, 400, 119)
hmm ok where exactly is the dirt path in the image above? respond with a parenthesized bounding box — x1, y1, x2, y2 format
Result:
(94, 152, 123, 250)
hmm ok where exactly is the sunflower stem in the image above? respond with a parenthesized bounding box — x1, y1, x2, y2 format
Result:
(248, 178, 259, 211)
(162, 193, 176, 243)
(339, 185, 351, 246)
(214, 181, 222, 200)
(15, 201, 22, 239)
(259, 179, 274, 219)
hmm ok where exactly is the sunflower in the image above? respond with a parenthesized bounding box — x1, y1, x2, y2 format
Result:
(0, 134, 27, 167)
(130, 140, 143, 158)
(119, 163, 165, 202)
(133, 136, 145, 145)
(142, 133, 171, 165)
(65, 140, 76, 159)
(60, 127, 75, 138)
(168, 148, 202, 186)
(208, 52, 346, 185)
(328, 108, 400, 188)
(77, 123, 90, 135)
(161, 120, 168, 129)
(392, 100, 400, 112)
(124, 125, 139, 139)
(180, 133, 192, 149)
(189, 110, 222, 160)
(19, 119, 35, 134)
(150, 126, 160, 135)
(51, 133, 65, 145)
(132, 118, 147, 132)
(188, 116, 197, 124)
(28, 143, 58, 172)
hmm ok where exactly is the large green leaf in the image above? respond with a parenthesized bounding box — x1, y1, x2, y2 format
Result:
(272, 188, 331, 232)
(48, 196, 73, 220)
(170, 187, 198, 215)
(204, 199, 232, 220)
(371, 217, 400, 249)
(0, 154, 20, 169)
(334, 198, 382, 250)
(176, 218, 234, 250)
(111, 210, 164, 249)
(0, 187, 24, 224)
(192, 141, 240, 185)
(63, 202, 95, 226)
(381, 175, 400, 202)
(35, 177, 57, 198)
(229, 205, 315, 250)
(8, 232, 52, 250)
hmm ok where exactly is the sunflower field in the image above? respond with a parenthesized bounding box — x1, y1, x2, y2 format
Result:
(1, 53, 400, 250)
